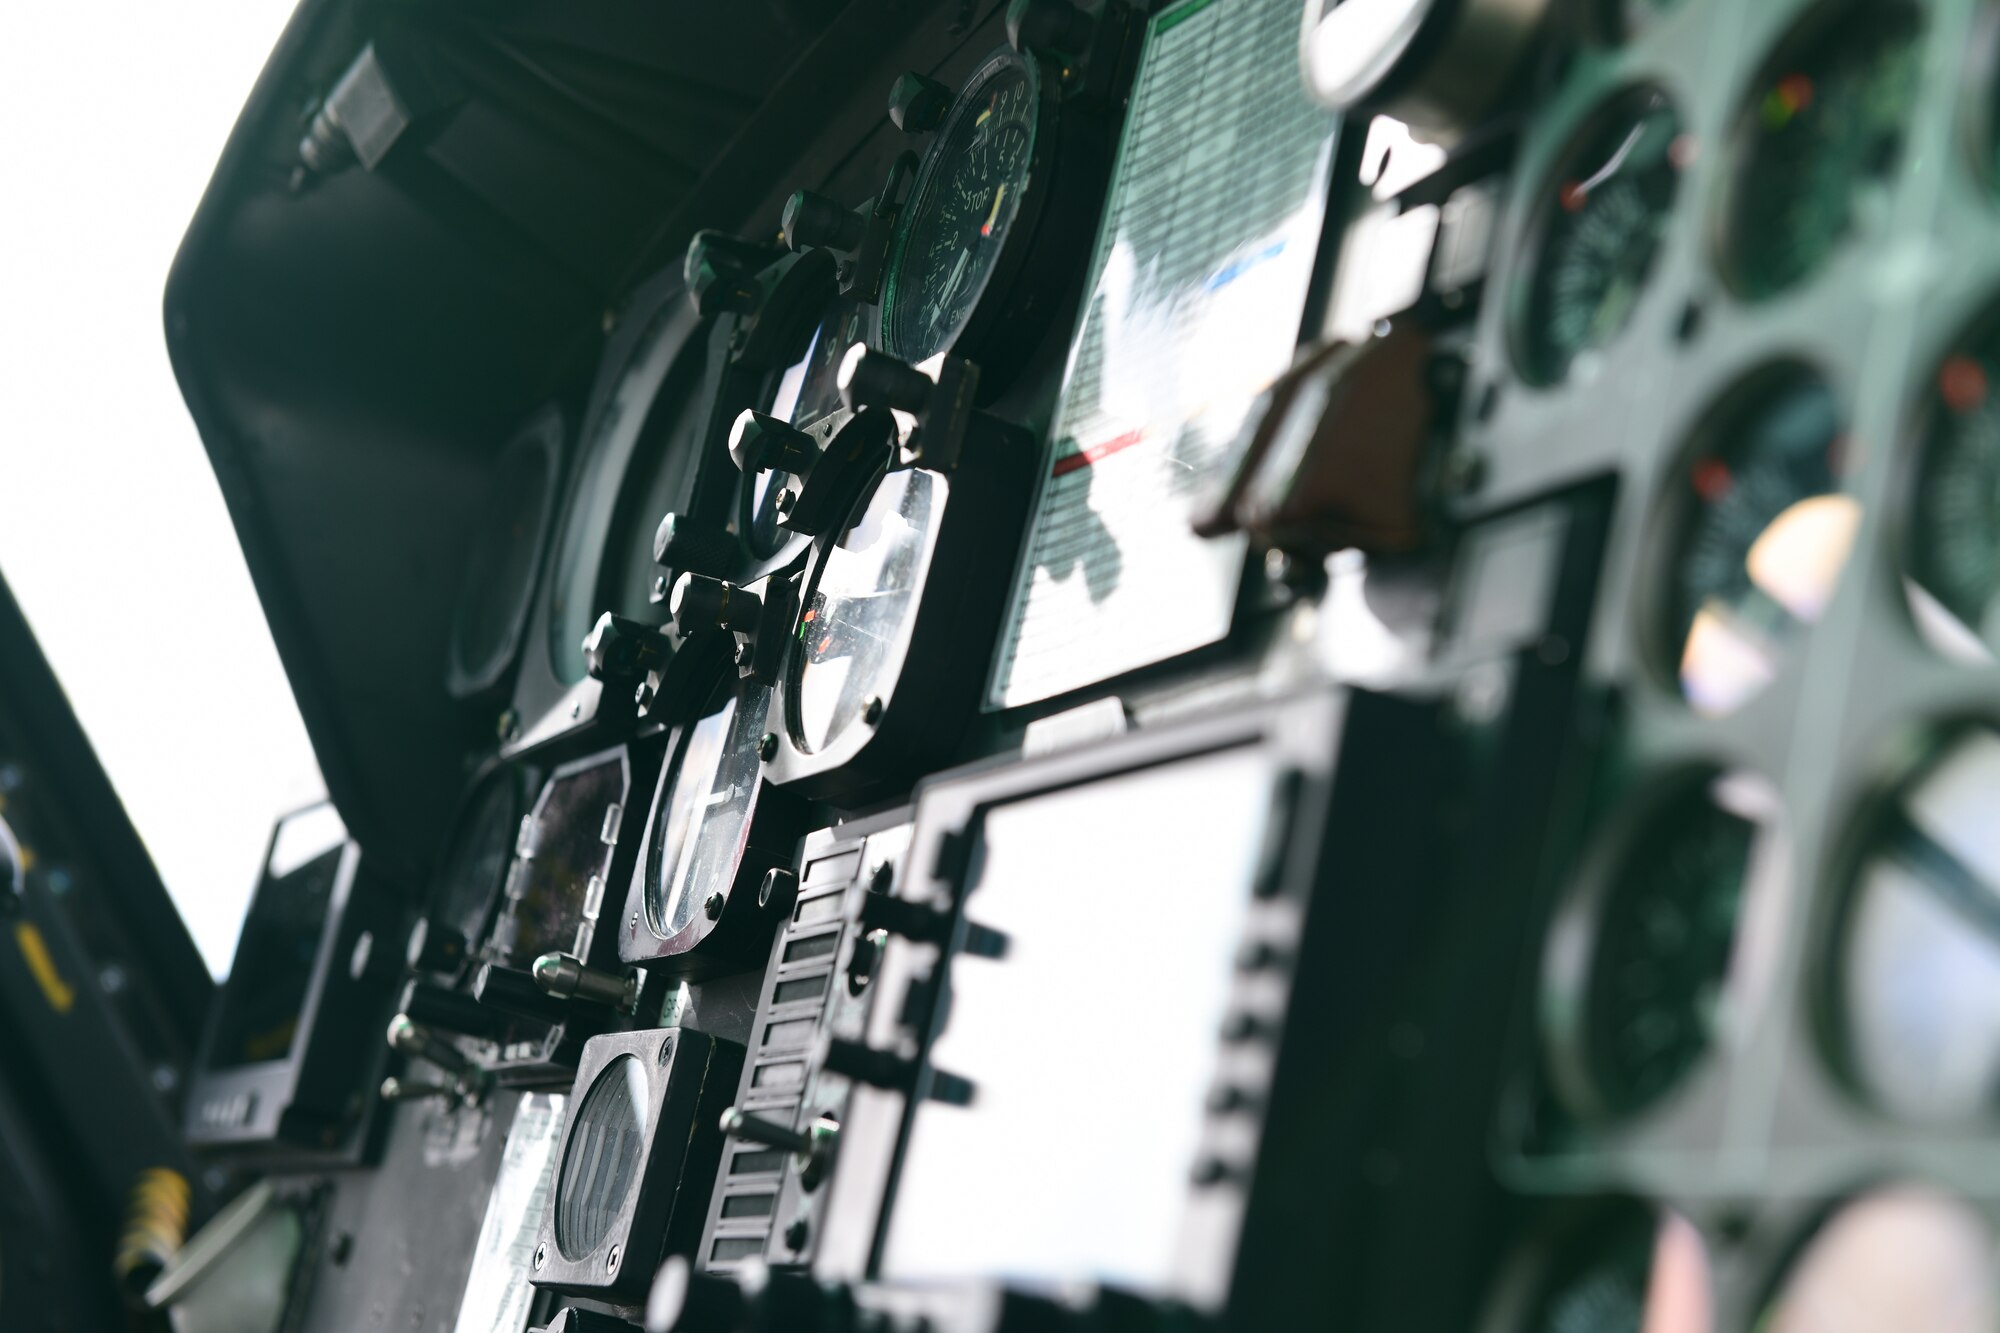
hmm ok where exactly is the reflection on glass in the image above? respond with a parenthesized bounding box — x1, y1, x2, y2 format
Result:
(434, 772, 521, 946)
(1530, 1208, 1712, 1333)
(206, 845, 342, 1071)
(1838, 729, 2000, 1123)
(555, 1053, 649, 1260)
(1669, 372, 1854, 716)
(791, 469, 938, 755)
(1758, 1186, 1997, 1333)
(646, 687, 768, 940)
(491, 756, 626, 967)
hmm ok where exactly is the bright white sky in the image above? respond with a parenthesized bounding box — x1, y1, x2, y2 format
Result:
(0, 3, 325, 976)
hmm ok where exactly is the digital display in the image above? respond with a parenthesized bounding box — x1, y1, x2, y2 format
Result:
(882, 746, 1273, 1305)
(204, 843, 343, 1072)
(491, 755, 628, 967)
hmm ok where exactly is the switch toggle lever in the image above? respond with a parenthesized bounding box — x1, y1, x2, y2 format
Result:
(531, 952, 643, 1014)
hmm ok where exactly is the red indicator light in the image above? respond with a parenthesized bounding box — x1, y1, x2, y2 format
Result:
(1692, 458, 1734, 503)
(1940, 356, 1989, 413)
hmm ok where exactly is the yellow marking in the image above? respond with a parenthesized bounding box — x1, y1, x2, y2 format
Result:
(14, 922, 74, 1013)
(16, 843, 32, 872)
(983, 184, 1008, 234)
(976, 106, 993, 127)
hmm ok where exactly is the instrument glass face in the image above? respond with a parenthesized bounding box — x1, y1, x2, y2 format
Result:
(789, 467, 939, 756)
(882, 56, 1037, 365)
(547, 306, 698, 684)
(745, 299, 868, 560)
(1665, 370, 1856, 717)
(646, 686, 769, 940)
(1516, 87, 1685, 386)
(1757, 1186, 1997, 1333)
(1569, 777, 1768, 1120)
(451, 429, 558, 688)
(490, 755, 626, 967)
(1908, 337, 2000, 660)
(1722, 4, 1922, 301)
(433, 770, 523, 951)
(1834, 728, 2000, 1123)
(554, 1053, 649, 1260)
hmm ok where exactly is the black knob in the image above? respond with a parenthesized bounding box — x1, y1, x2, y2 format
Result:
(668, 573, 763, 635)
(405, 917, 468, 974)
(1007, 0, 1093, 56)
(837, 346, 932, 415)
(781, 190, 867, 253)
(471, 962, 573, 1026)
(581, 613, 671, 684)
(399, 979, 503, 1039)
(684, 230, 780, 318)
(728, 409, 822, 477)
(818, 1036, 917, 1090)
(652, 512, 735, 573)
(646, 1256, 747, 1333)
(887, 71, 953, 133)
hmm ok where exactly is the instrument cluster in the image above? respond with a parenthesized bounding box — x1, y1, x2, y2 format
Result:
(167, 0, 2000, 1330)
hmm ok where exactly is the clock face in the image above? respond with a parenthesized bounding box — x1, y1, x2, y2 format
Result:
(882, 56, 1038, 364)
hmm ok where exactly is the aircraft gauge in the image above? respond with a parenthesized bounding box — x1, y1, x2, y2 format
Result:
(1720, 2, 1923, 302)
(1514, 87, 1686, 387)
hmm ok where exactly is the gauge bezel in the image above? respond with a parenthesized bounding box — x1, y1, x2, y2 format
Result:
(1811, 714, 2000, 1122)
(617, 666, 805, 977)
(1505, 83, 1686, 389)
(762, 414, 1038, 803)
(446, 404, 565, 701)
(878, 47, 1063, 386)
(530, 1026, 741, 1301)
(1540, 764, 1779, 1124)
(1712, 0, 1925, 305)
(1637, 359, 1851, 713)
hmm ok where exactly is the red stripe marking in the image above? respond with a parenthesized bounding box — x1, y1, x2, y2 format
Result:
(1051, 428, 1147, 478)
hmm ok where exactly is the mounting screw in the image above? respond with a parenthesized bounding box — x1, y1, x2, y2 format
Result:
(606, 1244, 621, 1273)
(496, 709, 520, 743)
(735, 640, 755, 667)
(704, 892, 725, 920)
(1438, 448, 1487, 498)
(759, 732, 779, 762)
(775, 487, 797, 516)
(862, 696, 885, 725)
(659, 1035, 676, 1065)
(784, 1217, 811, 1252)
(533, 1242, 546, 1270)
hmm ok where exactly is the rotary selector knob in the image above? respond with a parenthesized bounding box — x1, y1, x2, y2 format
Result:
(668, 573, 764, 635)
(581, 613, 671, 684)
(781, 190, 867, 253)
(684, 230, 781, 318)
(728, 409, 822, 476)
(887, 71, 952, 133)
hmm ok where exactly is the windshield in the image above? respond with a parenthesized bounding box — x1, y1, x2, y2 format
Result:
(0, 3, 324, 976)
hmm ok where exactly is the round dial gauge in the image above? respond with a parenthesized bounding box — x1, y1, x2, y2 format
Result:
(881, 52, 1039, 365)
(449, 410, 562, 698)
(788, 467, 940, 757)
(1546, 773, 1778, 1121)
(1721, 4, 1922, 302)
(1908, 334, 2000, 659)
(1516, 87, 1686, 386)
(1523, 1208, 1712, 1333)
(1665, 369, 1857, 717)
(547, 298, 705, 684)
(1831, 727, 2000, 1123)
(645, 684, 770, 942)
(430, 767, 526, 958)
(555, 1054, 649, 1260)
(1758, 1186, 1997, 1333)
(745, 298, 868, 561)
